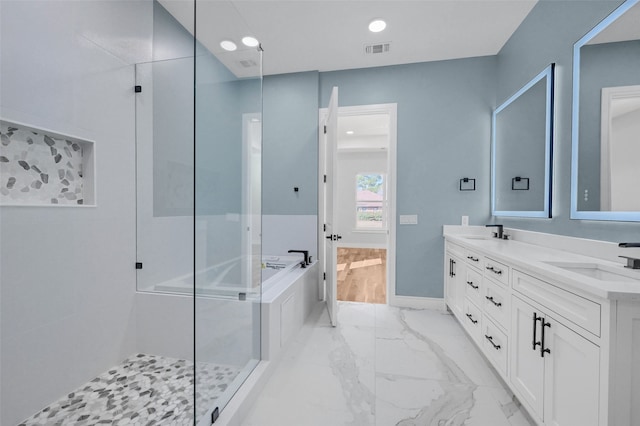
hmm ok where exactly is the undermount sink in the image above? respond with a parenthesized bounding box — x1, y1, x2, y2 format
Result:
(544, 261, 640, 283)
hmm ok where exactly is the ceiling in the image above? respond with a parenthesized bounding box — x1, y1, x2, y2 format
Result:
(589, 0, 640, 45)
(337, 114, 389, 151)
(160, 0, 538, 78)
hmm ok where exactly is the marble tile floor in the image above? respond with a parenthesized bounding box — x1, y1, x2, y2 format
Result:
(18, 354, 240, 426)
(242, 302, 534, 426)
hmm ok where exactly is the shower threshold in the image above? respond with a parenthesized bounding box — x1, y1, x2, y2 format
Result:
(18, 354, 240, 426)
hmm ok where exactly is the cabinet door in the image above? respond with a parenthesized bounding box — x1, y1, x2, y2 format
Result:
(445, 253, 465, 318)
(510, 296, 545, 419)
(445, 252, 457, 313)
(543, 317, 600, 426)
(453, 258, 466, 318)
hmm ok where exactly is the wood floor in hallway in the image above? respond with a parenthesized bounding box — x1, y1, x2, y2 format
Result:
(337, 247, 386, 304)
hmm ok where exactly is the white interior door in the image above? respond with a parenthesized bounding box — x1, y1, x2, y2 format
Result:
(324, 87, 339, 326)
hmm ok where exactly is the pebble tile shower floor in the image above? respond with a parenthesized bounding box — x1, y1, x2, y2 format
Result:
(18, 354, 240, 426)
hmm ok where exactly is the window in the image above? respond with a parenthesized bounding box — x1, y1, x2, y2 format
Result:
(356, 173, 386, 229)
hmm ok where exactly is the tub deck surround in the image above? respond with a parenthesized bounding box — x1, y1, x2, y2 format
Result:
(261, 261, 319, 361)
(443, 225, 640, 301)
(242, 302, 533, 426)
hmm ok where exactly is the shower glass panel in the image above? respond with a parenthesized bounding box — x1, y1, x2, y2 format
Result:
(134, 54, 198, 418)
(194, 1, 263, 422)
(135, 57, 195, 296)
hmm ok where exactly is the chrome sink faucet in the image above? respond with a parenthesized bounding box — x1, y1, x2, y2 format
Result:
(485, 224, 504, 239)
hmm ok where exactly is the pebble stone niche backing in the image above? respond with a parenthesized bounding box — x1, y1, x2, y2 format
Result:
(18, 354, 240, 426)
(0, 121, 89, 206)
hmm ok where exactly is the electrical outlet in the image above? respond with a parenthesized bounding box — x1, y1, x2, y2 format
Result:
(399, 214, 418, 225)
(461, 216, 469, 226)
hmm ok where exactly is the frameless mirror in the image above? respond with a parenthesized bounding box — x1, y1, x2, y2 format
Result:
(492, 64, 555, 218)
(572, 0, 640, 220)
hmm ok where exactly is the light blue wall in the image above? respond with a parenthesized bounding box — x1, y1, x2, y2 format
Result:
(319, 58, 496, 298)
(263, 59, 495, 297)
(262, 59, 496, 298)
(495, 0, 640, 241)
(262, 71, 319, 215)
(262, 1, 640, 299)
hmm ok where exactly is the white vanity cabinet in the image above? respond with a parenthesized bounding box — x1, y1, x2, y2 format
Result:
(510, 270, 602, 425)
(511, 294, 600, 426)
(442, 230, 627, 426)
(443, 228, 640, 425)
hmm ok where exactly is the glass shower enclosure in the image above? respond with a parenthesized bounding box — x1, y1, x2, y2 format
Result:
(0, 0, 261, 424)
(135, 1, 263, 423)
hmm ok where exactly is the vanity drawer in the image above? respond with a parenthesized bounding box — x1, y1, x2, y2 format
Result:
(465, 248, 484, 270)
(485, 257, 509, 287)
(462, 299, 482, 344)
(483, 278, 510, 330)
(481, 316, 508, 378)
(512, 269, 601, 337)
(465, 268, 483, 305)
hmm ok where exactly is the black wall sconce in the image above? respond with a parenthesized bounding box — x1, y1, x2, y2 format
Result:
(459, 178, 476, 191)
(512, 176, 530, 190)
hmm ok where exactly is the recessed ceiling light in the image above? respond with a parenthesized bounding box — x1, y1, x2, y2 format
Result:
(346, 130, 355, 135)
(242, 36, 259, 47)
(368, 19, 386, 33)
(220, 40, 237, 51)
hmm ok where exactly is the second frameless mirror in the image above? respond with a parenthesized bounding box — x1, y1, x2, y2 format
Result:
(571, 0, 640, 221)
(492, 64, 555, 218)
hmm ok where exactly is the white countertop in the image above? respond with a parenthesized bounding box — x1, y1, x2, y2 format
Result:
(443, 227, 640, 301)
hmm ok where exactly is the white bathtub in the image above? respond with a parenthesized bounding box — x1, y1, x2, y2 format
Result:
(150, 255, 307, 299)
(140, 254, 319, 364)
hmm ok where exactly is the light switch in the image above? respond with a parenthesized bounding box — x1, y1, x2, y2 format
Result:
(399, 214, 418, 225)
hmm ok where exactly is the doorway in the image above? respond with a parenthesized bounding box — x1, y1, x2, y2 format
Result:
(319, 103, 397, 309)
(337, 247, 387, 303)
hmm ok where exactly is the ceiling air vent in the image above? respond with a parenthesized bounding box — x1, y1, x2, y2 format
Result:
(238, 59, 257, 68)
(364, 42, 390, 55)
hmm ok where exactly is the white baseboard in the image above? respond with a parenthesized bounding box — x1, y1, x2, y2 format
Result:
(389, 295, 446, 310)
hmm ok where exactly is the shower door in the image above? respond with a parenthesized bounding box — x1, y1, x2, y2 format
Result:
(194, 1, 263, 423)
(134, 1, 263, 422)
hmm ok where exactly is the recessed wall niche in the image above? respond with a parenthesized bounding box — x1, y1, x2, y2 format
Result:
(0, 119, 96, 206)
